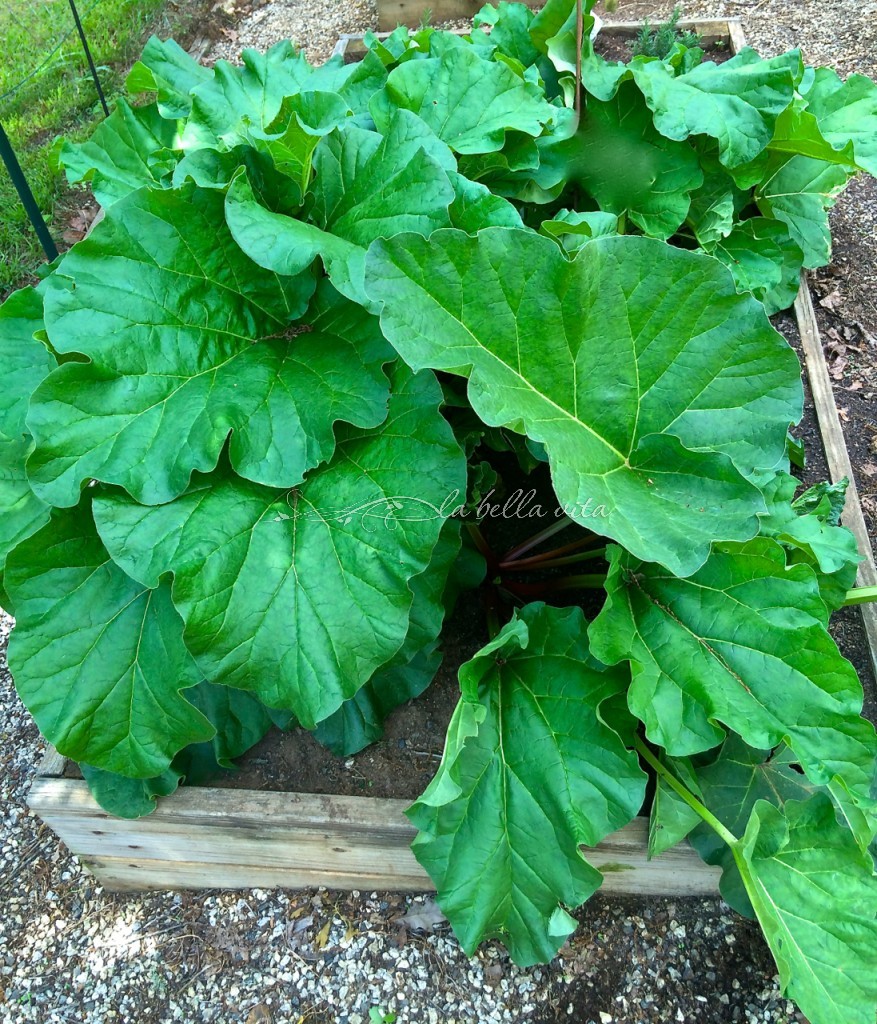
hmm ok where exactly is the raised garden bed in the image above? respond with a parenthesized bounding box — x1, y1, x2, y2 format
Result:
(30, 748, 722, 895)
(27, 16, 877, 906)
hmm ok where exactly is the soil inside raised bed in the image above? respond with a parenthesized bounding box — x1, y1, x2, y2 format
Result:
(594, 31, 734, 64)
(212, 591, 484, 800)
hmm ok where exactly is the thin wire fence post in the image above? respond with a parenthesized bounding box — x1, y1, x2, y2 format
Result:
(67, 0, 109, 117)
(0, 121, 59, 262)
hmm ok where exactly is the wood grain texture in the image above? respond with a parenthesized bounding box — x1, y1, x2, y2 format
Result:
(794, 276, 877, 679)
(35, 745, 67, 779)
(29, 779, 721, 895)
(727, 18, 747, 54)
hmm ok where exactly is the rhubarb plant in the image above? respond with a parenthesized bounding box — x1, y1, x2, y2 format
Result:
(2, 4, 877, 1021)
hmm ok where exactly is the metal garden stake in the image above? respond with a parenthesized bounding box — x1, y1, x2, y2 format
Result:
(0, 121, 59, 262)
(67, 0, 110, 117)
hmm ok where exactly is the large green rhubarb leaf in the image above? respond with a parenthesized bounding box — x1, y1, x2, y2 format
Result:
(630, 50, 802, 168)
(767, 99, 856, 167)
(0, 285, 53, 598)
(709, 217, 804, 315)
(527, 0, 595, 81)
(170, 680, 292, 785)
(532, 81, 703, 239)
(5, 502, 214, 777)
(589, 538, 877, 809)
(313, 516, 485, 757)
(93, 366, 466, 730)
(362, 25, 424, 69)
(126, 36, 212, 118)
(370, 44, 556, 154)
(80, 763, 183, 820)
(314, 518, 467, 756)
(183, 42, 322, 149)
(681, 737, 815, 914)
(409, 603, 646, 965)
(246, 90, 352, 198)
(29, 185, 393, 507)
(226, 110, 456, 307)
(471, 2, 540, 68)
(647, 754, 703, 858)
(184, 42, 386, 153)
(59, 99, 180, 207)
(802, 67, 877, 176)
(366, 228, 802, 576)
(685, 161, 740, 246)
(173, 90, 354, 203)
(582, 48, 801, 168)
(755, 153, 851, 268)
(0, 438, 49, 611)
(80, 681, 291, 817)
(759, 471, 860, 611)
(539, 209, 619, 254)
(447, 172, 523, 231)
(165, 84, 356, 200)
(735, 796, 877, 1024)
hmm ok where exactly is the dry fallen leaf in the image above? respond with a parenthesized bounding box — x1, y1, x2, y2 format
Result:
(314, 919, 332, 949)
(285, 913, 313, 951)
(484, 963, 504, 985)
(61, 205, 100, 245)
(247, 1004, 273, 1024)
(398, 900, 447, 932)
(820, 288, 842, 310)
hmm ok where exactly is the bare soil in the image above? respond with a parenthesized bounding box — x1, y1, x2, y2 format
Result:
(213, 594, 485, 800)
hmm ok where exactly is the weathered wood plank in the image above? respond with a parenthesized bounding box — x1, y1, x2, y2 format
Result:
(794, 276, 877, 679)
(379, 0, 541, 31)
(29, 779, 720, 895)
(30, 779, 419, 836)
(727, 18, 747, 55)
(35, 745, 67, 779)
(77, 856, 431, 893)
(79, 850, 720, 896)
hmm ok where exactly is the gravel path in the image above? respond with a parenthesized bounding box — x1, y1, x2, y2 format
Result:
(3, 2, 876, 1022)
(0, 610, 800, 1023)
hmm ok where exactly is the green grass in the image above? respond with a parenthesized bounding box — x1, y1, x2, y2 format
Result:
(0, 0, 174, 294)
